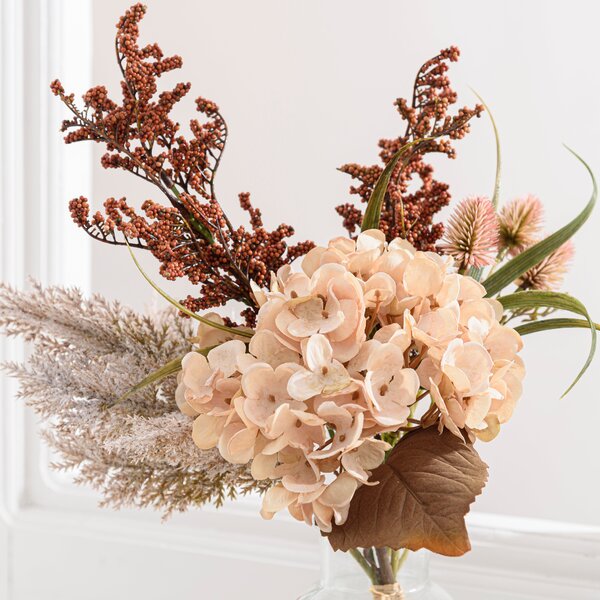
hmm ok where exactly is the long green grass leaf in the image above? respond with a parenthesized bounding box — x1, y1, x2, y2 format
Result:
(118, 355, 184, 402)
(125, 241, 253, 338)
(470, 89, 501, 209)
(499, 291, 596, 396)
(515, 317, 600, 336)
(361, 139, 425, 232)
(116, 345, 215, 403)
(483, 148, 596, 297)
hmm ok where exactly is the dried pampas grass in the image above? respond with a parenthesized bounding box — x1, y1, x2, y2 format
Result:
(0, 281, 267, 516)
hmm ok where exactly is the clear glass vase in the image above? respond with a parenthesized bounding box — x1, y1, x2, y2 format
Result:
(298, 541, 452, 600)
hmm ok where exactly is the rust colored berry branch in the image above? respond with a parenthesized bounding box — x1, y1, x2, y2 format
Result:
(51, 3, 314, 325)
(336, 47, 484, 250)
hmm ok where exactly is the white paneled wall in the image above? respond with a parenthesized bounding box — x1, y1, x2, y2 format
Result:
(1, 1, 599, 599)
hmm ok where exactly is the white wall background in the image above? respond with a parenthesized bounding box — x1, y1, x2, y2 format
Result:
(90, 0, 600, 526)
(1, 1, 600, 599)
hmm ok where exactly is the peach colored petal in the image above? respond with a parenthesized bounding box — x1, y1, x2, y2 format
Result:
(261, 484, 297, 519)
(251, 452, 278, 480)
(442, 339, 493, 396)
(364, 272, 396, 308)
(341, 439, 389, 482)
(436, 274, 460, 306)
(219, 422, 257, 464)
(485, 324, 524, 361)
(192, 414, 225, 450)
(207, 339, 246, 378)
(318, 472, 359, 508)
(403, 254, 444, 298)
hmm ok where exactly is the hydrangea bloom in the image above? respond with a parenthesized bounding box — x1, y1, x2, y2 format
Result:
(177, 230, 525, 531)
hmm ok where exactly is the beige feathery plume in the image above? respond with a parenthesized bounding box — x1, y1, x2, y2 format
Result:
(0, 281, 267, 516)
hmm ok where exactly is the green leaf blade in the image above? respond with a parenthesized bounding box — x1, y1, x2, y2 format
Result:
(499, 291, 597, 396)
(125, 240, 253, 339)
(483, 148, 597, 297)
(515, 317, 600, 336)
(361, 139, 423, 232)
(118, 355, 184, 402)
(117, 345, 215, 403)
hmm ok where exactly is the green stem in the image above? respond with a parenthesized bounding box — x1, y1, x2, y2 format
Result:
(393, 549, 409, 576)
(375, 547, 395, 585)
(487, 247, 508, 277)
(169, 184, 215, 243)
(349, 549, 376, 584)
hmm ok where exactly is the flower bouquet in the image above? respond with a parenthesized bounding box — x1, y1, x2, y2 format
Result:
(1, 4, 598, 600)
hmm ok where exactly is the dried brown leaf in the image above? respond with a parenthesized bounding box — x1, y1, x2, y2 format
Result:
(326, 427, 488, 556)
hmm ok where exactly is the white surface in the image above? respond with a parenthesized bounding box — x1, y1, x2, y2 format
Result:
(1, 1, 599, 599)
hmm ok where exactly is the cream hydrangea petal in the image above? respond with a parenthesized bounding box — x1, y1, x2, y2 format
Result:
(301, 247, 328, 278)
(347, 339, 381, 374)
(303, 333, 333, 371)
(366, 342, 405, 372)
(193, 312, 231, 348)
(318, 472, 359, 508)
(442, 339, 493, 396)
(312, 502, 335, 532)
(388, 237, 416, 255)
(429, 380, 464, 439)
(458, 276, 486, 300)
(248, 330, 300, 367)
(207, 339, 246, 377)
(403, 254, 444, 298)
(265, 404, 301, 438)
(341, 439, 389, 482)
(329, 236, 356, 254)
(416, 357, 442, 388)
(175, 374, 198, 417)
(250, 280, 268, 307)
(287, 369, 324, 401)
(459, 299, 496, 327)
(220, 423, 257, 464)
(281, 457, 323, 493)
(464, 394, 493, 429)
(356, 229, 386, 252)
(485, 325, 524, 360)
(260, 484, 297, 519)
(364, 272, 396, 307)
(301, 247, 346, 278)
(192, 414, 225, 449)
(436, 274, 460, 306)
(372, 324, 401, 343)
(321, 361, 353, 395)
(181, 352, 213, 397)
(326, 298, 359, 342)
(251, 452, 278, 480)
(283, 272, 312, 298)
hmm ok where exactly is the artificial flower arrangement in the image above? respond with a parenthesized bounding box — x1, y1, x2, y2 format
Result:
(1, 4, 598, 599)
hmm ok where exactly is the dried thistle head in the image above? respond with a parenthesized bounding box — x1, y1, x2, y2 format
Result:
(516, 240, 574, 291)
(439, 196, 498, 270)
(498, 195, 544, 255)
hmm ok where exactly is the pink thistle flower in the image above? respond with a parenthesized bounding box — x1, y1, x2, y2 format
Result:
(498, 195, 544, 255)
(440, 196, 499, 270)
(516, 240, 575, 291)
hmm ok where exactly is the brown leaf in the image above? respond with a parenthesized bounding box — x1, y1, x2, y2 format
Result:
(326, 427, 488, 556)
